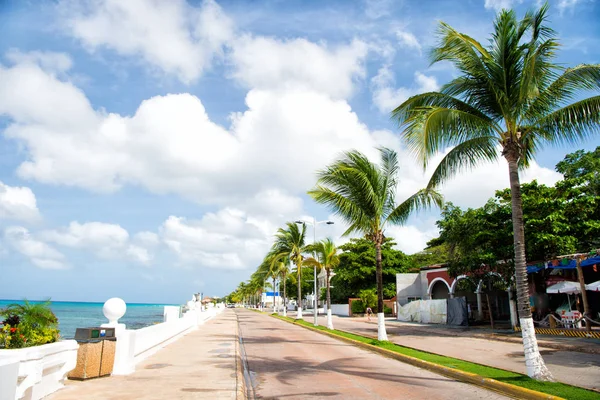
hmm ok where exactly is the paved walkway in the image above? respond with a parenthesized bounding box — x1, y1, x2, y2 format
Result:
(238, 309, 508, 400)
(306, 313, 600, 392)
(50, 310, 241, 400)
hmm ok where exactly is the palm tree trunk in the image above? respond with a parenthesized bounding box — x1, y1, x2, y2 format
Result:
(282, 271, 287, 317)
(375, 236, 388, 341)
(273, 277, 276, 313)
(296, 259, 303, 320)
(505, 152, 553, 381)
(575, 257, 591, 332)
(485, 292, 495, 330)
(326, 269, 333, 329)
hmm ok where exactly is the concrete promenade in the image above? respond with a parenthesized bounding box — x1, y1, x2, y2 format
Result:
(49, 309, 241, 400)
(312, 313, 600, 392)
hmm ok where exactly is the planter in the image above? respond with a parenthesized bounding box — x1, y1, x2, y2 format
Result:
(0, 340, 78, 400)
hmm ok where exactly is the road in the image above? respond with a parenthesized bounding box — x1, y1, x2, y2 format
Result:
(236, 310, 509, 400)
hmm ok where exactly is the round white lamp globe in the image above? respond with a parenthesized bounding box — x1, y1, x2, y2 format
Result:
(103, 297, 127, 325)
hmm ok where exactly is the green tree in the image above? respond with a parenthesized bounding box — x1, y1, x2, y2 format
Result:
(392, 4, 600, 380)
(331, 238, 410, 303)
(304, 238, 340, 329)
(308, 148, 442, 340)
(555, 146, 600, 250)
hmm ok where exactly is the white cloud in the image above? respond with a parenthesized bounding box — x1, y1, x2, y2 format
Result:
(41, 221, 152, 265)
(160, 212, 270, 269)
(0, 60, 378, 205)
(5, 49, 73, 74)
(229, 36, 368, 99)
(558, 0, 581, 14)
(396, 29, 421, 52)
(59, 0, 233, 84)
(371, 66, 439, 113)
(365, 0, 393, 19)
(133, 231, 160, 247)
(4, 226, 68, 269)
(386, 224, 440, 254)
(484, 0, 522, 12)
(0, 181, 41, 222)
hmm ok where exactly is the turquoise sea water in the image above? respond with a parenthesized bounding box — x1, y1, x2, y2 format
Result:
(0, 300, 177, 339)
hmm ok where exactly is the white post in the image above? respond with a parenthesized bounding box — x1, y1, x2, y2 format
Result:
(0, 357, 19, 400)
(508, 286, 518, 329)
(101, 298, 135, 375)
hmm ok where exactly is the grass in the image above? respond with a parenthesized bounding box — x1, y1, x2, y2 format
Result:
(272, 314, 600, 400)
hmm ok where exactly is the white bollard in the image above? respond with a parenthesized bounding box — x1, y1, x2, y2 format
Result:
(101, 298, 135, 375)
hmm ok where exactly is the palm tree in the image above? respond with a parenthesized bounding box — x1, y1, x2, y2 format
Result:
(308, 148, 443, 340)
(269, 222, 308, 319)
(392, 4, 600, 381)
(304, 238, 340, 329)
(274, 257, 291, 317)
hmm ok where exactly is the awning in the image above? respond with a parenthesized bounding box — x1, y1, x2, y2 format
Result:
(585, 280, 600, 292)
(546, 281, 581, 294)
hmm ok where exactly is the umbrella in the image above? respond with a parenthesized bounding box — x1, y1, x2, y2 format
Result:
(585, 280, 600, 292)
(546, 281, 581, 294)
(547, 281, 581, 313)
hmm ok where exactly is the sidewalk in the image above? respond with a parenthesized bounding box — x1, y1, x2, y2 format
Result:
(315, 313, 600, 392)
(49, 309, 242, 400)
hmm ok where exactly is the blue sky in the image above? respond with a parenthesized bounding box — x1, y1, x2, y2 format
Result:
(0, 0, 598, 304)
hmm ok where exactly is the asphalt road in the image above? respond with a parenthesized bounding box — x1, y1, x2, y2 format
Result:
(236, 310, 509, 400)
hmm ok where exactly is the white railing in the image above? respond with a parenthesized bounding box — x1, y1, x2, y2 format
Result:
(0, 299, 223, 400)
(0, 340, 78, 400)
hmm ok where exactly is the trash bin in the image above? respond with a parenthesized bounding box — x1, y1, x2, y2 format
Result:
(68, 327, 117, 380)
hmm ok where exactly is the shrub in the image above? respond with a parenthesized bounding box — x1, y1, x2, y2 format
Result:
(383, 305, 393, 314)
(358, 289, 377, 310)
(0, 300, 60, 349)
(351, 300, 365, 314)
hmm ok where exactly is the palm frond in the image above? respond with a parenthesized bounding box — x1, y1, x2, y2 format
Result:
(386, 188, 444, 225)
(524, 64, 600, 121)
(533, 96, 600, 146)
(426, 136, 499, 188)
(400, 105, 499, 167)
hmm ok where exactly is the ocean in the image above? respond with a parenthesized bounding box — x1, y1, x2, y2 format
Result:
(0, 300, 178, 339)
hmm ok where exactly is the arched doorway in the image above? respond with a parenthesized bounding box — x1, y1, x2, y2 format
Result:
(430, 279, 450, 299)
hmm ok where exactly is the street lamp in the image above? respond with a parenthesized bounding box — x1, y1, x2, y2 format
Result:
(295, 218, 334, 326)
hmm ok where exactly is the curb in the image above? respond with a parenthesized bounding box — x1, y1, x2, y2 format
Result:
(234, 312, 248, 400)
(273, 316, 563, 400)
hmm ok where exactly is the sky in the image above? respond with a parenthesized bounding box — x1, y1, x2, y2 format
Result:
(0, 0, 599, 304)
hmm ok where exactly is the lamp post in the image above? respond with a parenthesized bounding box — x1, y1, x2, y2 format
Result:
(295, 218, 334, 326)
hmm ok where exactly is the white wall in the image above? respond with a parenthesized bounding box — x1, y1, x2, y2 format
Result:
(0, 340, 78, 400)
(330, 304, 349, 317)
(396, 273, 422, 306)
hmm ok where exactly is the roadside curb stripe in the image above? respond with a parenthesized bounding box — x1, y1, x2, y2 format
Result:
(514, 326, 600, 339)
(271, 315, 563, 400)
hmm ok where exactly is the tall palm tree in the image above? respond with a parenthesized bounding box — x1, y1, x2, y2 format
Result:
(304, 238, 340, 329)
(392, 4, 600, 381)
(308, 148, 443, 340)
(274, 257, 291, 317)
(269, 222, 308, 319)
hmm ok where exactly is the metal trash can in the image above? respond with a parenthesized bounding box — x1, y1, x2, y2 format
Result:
(68, 327, 116, 380)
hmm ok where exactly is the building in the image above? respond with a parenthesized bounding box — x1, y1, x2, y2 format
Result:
(396, 264, 514, 325)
